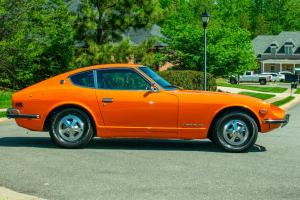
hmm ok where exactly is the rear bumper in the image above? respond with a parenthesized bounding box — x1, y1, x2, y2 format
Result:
(264, 114, 290, 127)
(6, 108, 40, 119)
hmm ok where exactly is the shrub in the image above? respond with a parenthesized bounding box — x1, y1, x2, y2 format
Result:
(158, 70, 216, 91)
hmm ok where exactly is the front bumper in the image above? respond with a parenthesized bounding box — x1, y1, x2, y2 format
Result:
(6, 108, 40, 119)
(264, 114, 290, 127)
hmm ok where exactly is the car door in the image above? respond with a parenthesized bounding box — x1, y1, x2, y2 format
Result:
(244, 71, 252, 82)
(94, 68, 179, 138)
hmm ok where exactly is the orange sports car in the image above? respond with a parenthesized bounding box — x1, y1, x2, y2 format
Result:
(7, 64, 289, 152)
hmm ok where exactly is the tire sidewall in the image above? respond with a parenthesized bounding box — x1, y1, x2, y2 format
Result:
(213, 112, 258, 152)
(260, 79, 266, 85)
(50, 108, 93, 148)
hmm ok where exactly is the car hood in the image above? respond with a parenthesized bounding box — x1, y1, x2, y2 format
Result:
(173, 89, 269, 107)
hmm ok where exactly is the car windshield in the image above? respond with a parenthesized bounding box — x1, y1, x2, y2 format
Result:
(138, 66, 177, 90)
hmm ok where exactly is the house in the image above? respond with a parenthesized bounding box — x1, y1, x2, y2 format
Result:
(122, 24, 168, 48)
(123, 24, 172, 71)
(252, 32, 300, 74)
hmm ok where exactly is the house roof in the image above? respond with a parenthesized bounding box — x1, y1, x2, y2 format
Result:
(122, 24, 168, 47)
(252, 32, 300, 56)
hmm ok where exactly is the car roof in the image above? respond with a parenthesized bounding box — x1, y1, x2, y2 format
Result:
(66, 63, 142, 75)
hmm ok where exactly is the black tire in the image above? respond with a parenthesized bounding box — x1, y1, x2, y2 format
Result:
(212, 112, 258, 152)
(230, 77, 237, 84)
(49, 108, 94, 148)
(259, 79, 267, 85)
(208, 133, 216, 144)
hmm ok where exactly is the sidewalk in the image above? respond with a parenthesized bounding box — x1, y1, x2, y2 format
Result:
(217, 85, 300, 110)
(0, 187, 43, 200)
(217, 86, 293, 97)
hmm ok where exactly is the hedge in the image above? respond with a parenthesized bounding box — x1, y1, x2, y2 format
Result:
(158, 70, 217, 91)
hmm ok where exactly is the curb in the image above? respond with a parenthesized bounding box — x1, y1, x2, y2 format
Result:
(280, 95, 300, 111)
(0, 118, 12, 123)
(0, 187, 44, 200)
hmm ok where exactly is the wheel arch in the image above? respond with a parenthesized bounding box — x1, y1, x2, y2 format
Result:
(208, 106, 261, 138)
(43, 104, 97, 135)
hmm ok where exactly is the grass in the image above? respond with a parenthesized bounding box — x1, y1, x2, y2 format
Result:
(0, 111, 6, 118)
(0, 90, 12, 108)
(295, 88, 300, 94)
(239, 92, 276, 100)
(217, 82, 287, 93)
(272, 96, 295, 107)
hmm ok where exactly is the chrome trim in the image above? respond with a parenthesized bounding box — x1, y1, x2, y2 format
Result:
(184, 123, 204, 127)
(264, 114, 290, 127)
(93, 70, 98, 88)
(223, 119, 249, 146)
(102, 98, 114, 103)
(6, 108, 40, 119)
(58, 114, 84, 142)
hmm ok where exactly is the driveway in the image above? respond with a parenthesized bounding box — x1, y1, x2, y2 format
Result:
(0, 105, 300, 200)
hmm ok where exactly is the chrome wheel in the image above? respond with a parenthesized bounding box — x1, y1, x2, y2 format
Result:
(58, 114, 84, 142)
(223, 119, 249, 146)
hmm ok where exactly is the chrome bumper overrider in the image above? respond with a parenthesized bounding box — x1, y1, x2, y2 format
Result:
(6, 108, 40, 119)
(264, 114, 290, 127)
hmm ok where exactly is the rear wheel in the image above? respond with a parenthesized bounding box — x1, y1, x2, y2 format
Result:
(230, 77, 237, 84)
(50, 108, 94, 148)
(259, 79, 267, 85)
(212, 112, 258, 152)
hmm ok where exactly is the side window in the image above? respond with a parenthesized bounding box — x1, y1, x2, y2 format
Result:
(70, 71, 95, 88)
(245, 72, 251, 76)
(97, 69, 149, 90)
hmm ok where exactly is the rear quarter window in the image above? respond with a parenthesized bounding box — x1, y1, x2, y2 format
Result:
(70, 71, 95, 88)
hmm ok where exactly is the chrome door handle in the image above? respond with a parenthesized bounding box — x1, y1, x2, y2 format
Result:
(102, 98, 114, 103)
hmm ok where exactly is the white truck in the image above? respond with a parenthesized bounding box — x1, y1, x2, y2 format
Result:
(230, 71, 272, 85)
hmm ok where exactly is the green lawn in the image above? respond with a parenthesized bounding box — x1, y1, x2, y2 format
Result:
(217, 82, 287, 93)
(272, 96, 295, 107)
(295, 88, 300, 94)
(0, 90, 12, 108)
(0, 111, 6, 118)
(239, 92, 276, 100)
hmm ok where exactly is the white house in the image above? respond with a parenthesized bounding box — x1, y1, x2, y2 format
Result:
(252, 32, 300, 74)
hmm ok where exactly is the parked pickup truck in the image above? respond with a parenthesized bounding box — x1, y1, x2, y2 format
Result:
(230, 71, 272, 85)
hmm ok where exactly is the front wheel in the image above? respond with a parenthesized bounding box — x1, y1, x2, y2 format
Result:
(212, 112, 258, 152)
(50, 108, 94, 148)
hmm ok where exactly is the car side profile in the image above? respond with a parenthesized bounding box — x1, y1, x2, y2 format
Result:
(7, 64, 290, 152)
(261, 72, 285, 82)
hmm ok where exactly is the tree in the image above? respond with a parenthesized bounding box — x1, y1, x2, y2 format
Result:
(0, 0, 74, 89)
(283, 0, 300, 31)
(160, 0, 257, 76)
(70, 0, 163, 67)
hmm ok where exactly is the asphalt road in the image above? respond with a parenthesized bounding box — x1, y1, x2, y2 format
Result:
(0, 105, 300, 200)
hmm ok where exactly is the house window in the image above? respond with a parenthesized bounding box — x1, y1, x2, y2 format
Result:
(285, 46, 293, 55)
(271, 47, 276, 55)
(271, 65, 275, 72)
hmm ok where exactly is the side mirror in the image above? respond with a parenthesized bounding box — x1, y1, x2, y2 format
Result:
(148, 83, 159, 92)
